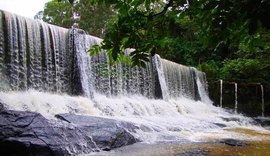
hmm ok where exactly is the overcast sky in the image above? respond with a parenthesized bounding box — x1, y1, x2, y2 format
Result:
(0, 0, 51, 19)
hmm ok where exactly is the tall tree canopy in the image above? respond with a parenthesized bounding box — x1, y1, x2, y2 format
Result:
(42, 0, 270, 65)
(44, 0, 270, 82)
(35, 0, 114, 37)
(85, 0, 270, 66)
(39, 0, 270, 74)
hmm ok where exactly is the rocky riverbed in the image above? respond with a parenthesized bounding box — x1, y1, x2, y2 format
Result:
(89, 127, 270, 156)
(1, 105, 270, 156)
(0, 108, 139, 156)
(91, 138, 270, 156)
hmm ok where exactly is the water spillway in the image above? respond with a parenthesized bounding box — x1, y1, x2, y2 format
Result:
(0, 10, 267, 149)
(0, 10, 208, 101)
(0, 11, 77, 94)
(91, 52, 159, 98)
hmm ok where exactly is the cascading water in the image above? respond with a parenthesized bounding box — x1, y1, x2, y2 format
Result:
(235, 83, 238, 114)
(220, 79, 223, 107)
(153, 55, 169, 100)
(91, 51, 159, 98)
(195, 70, 212, 104)
(0, 10, 268, 152)
(0, 11, 75, 93)
(261, 85, 265, 117)
(71, 28, 102, 98)
(159, 58, 199, 100)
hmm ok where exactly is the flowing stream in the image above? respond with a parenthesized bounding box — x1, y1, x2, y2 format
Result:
(0, 10, 269, 147)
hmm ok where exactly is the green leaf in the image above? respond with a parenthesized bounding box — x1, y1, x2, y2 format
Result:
(131, 0, 144, 7)
(89, 44, 101, 56)
(145, 0, 151, 10)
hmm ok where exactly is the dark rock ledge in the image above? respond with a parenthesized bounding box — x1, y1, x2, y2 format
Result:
(254, 117, 270, 127)
(220, 139, 249, 147)
(0, 109, 139, 156)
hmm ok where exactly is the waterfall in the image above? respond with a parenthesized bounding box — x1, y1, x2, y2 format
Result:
(159, 58, 203, 101)
(70, 29, 102, 98)
(220, 80, 223, 107)
(0, 10, 211, 102)
(153, 55, 169, 100)
(0, 10, 261, 145)
(234, 83, 238, 114)
(91, 51, 159, 98)
(195, 70, 212, 104)
(261, 85, 265, 117)
(0, 11, 74, 93)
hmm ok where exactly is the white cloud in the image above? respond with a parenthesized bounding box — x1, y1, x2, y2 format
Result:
(0, 0, 51, 19)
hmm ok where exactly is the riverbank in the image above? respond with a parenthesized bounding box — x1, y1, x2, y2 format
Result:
(90, 128, 270, 156)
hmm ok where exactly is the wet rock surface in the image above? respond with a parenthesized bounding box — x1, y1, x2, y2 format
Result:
(0, 109, 138, 156)
(0, 109, 93, 156)
(212, 123, 227, 128)
(221, 117, 242, 122)
(220, 139, 249, 147)
(254, 117, 270, 127)
(55, 113, 138, 150)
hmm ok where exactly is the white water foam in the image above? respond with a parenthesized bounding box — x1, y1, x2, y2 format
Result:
(93, 93, 266, 143)
(1, 90, 266, 143)
(0, 90, 101, 119)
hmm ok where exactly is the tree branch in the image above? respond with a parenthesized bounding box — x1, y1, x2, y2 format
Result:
(152, 0, 175, 17)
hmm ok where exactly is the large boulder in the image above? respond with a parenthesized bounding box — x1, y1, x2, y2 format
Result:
(254, 117, 270, 127)
(0, 110, 97, 156)
(55, 113, 139, 151)
(0, 109, 138, 156)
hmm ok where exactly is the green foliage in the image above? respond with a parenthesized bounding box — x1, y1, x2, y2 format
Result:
(86, 0, 188, 66)
(49, 0, 270, 67)
(75, 0, 115, 37)
(41, 0, 74, 28)
(89, 44, 101, 57)
(237, 30, 270, 60)
(198, 61, 220, 81)
(220, 59, 261, 81)
(51, 0, 270, 115)
(100, 10, 152, 67)
(36, 0, 115, 37)
(188, 0, 270, 48)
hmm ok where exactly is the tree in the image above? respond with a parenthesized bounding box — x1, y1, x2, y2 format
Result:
(84, 0, 270, 66)
(75, 0, 115, 37)
(50, 0, 270, 69)
(39, 0, 74, 28)
(35, 0, 115, 37)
